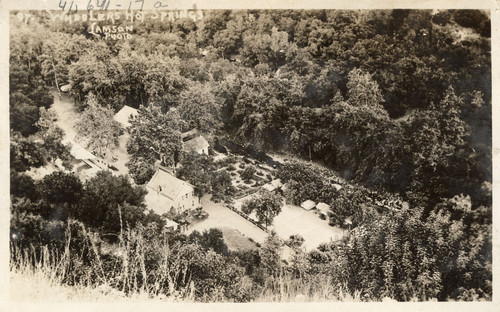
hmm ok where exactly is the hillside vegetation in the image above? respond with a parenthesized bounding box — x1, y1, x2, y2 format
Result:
(9, 9, 491, 301)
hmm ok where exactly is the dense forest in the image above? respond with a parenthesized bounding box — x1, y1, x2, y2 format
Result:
(10, 9, 491, 301)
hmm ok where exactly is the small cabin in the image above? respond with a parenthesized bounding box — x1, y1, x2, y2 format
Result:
(183, 135, 210, 155)
(300, 200, 316, 211)
(113, 105, 139, 129)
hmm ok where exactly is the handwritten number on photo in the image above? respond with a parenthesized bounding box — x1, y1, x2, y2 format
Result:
(154, 1, 168, 9)
(129, 0, 145, 11)
(60, 0, 77, 12)
(87, 0, 110, 11)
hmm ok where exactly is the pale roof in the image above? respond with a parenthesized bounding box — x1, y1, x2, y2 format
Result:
(113, 105, 138, 128)
(183, 135, 209, 153)
(316, 202, 331, 214)
(62, 139, 96, 160)
(300, 200, 316, 210)
(332, 183, 343, 191)
(165, 218, 179, 228)
(271, 179, 283, 188)
(147, 168, 194, 201)
(262, 183, 275, 192)
(60, 84, 71, 92)
(181, 128, 199, 139)
(144, 188, 175, 215)
(262, 179, 283, 192)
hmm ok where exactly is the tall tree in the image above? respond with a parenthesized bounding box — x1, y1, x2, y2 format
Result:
(10, 132, 47, 172)
(35, 107, 72, 169)
(176, 153, 215, 198)
(259, 230, 284, 276)
(242, 189, 283, 229)
(127, 104, 182, 167)
(74, 93, 123, 158)
(177, 82, 222, 133)
(79, 171, 147, 235)
(346, 68, 385, 108)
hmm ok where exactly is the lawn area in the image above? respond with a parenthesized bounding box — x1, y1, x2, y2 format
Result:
(233, 191, 344, 251)
(215, 227, 257, 252)
(271, 203, 345, 251)
(187, 195, 268, 245)
(186, 196, 293, 258)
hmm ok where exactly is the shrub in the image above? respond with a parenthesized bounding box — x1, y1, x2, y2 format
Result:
(241, 165, 257, 183)
(454, 10, 490, 37)
(211, 194, 222, 203)
(126, 157, 155, 185)
(432, 11, 451, 26)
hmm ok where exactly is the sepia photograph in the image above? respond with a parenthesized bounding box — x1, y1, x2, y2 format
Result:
(3, 0, 496, 307)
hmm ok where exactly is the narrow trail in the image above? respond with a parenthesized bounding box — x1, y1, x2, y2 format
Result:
(51, 91, 78, 142)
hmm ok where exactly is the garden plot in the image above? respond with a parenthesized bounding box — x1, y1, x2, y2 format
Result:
(221, 157, 272, 196)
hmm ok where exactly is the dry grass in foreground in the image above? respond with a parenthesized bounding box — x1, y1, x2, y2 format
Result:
(9, 220, 358, 303)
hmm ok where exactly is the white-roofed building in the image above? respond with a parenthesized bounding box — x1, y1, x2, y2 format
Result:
(113, 105, 138, 129)
(60, 139, 103, 180)
(300, 200, 316, 211)
(316, 202, 331, 215)
(262, 179, 283, 192)
(164, 218, 179, 232)
(60, 84, 71, 92)
(262, 183, 275, 192)
(332, 183, 342, 191)
(145, 168, 200, 215)
(344, 217, 353, 227)
(183, 135, 210, 155)
(64, 139, 96, 160)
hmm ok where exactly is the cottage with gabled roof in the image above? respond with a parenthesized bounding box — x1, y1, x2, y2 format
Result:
(262, 179, 283, 192)
(164, 218, 179, 232)
(301, 200, 316, 211)
(183, 135, 210, 155)
(316, 202, 330, 215)
(113, 105, 138, 129)
(144, 167, 200, 215)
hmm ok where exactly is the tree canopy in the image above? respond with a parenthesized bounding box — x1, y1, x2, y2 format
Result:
(242, 189, 283, 229)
